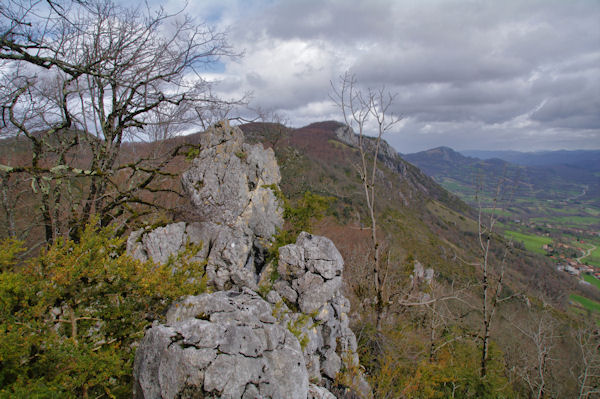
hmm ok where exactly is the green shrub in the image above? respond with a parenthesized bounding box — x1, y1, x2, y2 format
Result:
(0, 219, 206, 398)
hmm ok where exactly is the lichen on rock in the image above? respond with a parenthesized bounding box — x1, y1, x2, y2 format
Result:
(134, 290, 309, 399)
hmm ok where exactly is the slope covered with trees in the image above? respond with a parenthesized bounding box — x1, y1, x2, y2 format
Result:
(241, 121, 599, 398)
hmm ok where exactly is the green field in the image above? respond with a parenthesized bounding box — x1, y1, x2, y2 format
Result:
(570, 294, 600, 313)
(583, 274, 600, 291)
(481, 208, 513, 218)
(504, 230, 552, 254)
(585, 207, 600, 216)
(583, 245, 600, 267)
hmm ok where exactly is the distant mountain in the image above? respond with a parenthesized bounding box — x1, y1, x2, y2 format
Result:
(404, 146, 509, 173)
(461, 149, 600, 171)
(404, 146, 600, 208)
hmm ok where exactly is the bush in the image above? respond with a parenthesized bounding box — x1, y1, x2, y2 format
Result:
(0, 220, 206, 398)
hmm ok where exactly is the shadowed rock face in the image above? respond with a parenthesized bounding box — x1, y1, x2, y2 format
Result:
(130, 122, 371, 399)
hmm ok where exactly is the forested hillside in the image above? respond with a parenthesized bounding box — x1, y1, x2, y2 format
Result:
(239, 121, 598, 398)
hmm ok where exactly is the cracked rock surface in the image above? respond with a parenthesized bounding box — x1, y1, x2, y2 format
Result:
(127, 121, 282, 290)
(130, 122, 372, 398)
(134, 289, 309, 399)
(272, 233, 372, 397)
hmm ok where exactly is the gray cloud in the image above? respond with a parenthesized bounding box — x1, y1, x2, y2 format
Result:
(198, 0, 600, 152)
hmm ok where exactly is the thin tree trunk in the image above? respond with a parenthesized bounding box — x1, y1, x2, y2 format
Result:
(481, 320, 490, 377)
(0, 177, 16, 238)
(38, 176, 54, 244)
(69, 306, 78, 344)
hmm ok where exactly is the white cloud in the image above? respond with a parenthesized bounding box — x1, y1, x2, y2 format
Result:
(166, 0, 600, 151)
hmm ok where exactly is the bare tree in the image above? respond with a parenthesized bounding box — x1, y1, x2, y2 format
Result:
(509, 306, 559, 399)
(331, 72, 401, 332)
(572, 323, 600, 399)
(472, 177, 518, 377)
(0, 0, 242, 243)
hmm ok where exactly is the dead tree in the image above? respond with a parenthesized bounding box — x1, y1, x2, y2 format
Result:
(572, 323, 600, 399)
(509, 305, 559, 399)
(473, 177, 518, 378)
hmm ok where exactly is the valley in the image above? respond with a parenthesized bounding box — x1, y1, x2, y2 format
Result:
(405, 146, 600, 321)
(1, 118, 597, 397)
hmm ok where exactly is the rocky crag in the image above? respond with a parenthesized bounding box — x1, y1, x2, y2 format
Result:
(335, 124, 465, 210)
(129, 121, 371, 399)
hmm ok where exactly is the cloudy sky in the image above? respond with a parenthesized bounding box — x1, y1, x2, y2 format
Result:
(162, 0, 599, 153)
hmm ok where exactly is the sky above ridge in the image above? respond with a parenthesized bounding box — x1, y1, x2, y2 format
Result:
(156, 0, 599, 153)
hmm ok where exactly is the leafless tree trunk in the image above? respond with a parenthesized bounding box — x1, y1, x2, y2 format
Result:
(572, 323, 600, 399)
(0, 0, 244, 243)
(331, 72, 401, 332)
(509, 306, 559, 399)
(474, 177, 516, 377)
(0, 176, 16, 238)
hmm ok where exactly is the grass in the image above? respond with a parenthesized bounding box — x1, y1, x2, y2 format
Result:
(481, 208, 513, 218)
(583, 274, 600, 291)
(532, 215, 600, 229)
(504, 230, 552, 254)
(426, 201, 478, 233)
(570, 294, 600, 313)
(584, 207, 600, 216)
(583, 245, 600, 268)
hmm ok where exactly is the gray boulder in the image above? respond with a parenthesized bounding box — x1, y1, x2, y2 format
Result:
(181, 120, 282, 239)
(127, 223, 188, 265)
(273, 232, 372, 398)
(134, 290, 309, 399)
(308, 384, 337, 399)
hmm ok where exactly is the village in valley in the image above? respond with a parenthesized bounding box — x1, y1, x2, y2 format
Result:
(550, 240, 599, 279)
(521, 218, 600, 286)
(495, 209, 600, 289)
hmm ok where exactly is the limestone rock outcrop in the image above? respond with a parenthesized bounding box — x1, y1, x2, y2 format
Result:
(180, 120, 282, 240)
(134, 289, 309, 399)
(334, 125, 409, 190)
(270, 232, 371, 396)
(130, 122, 371, 398)
(127, 120, 282, 290)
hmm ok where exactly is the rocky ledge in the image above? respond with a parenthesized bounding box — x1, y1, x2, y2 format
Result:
(134, 289, 309, 399)
(130, 122, 371, 398)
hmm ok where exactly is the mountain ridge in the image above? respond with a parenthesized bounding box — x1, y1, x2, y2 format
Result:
(460, 149, 600, 169)
(404, 145, 600, 208)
